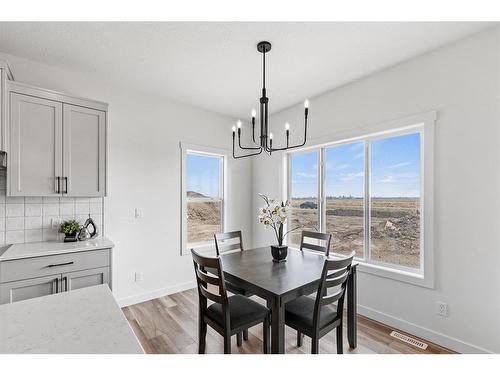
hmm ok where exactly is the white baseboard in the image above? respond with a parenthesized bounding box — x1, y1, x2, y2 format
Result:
(116, 281, 197, 307)
(358, 304, 493, 354)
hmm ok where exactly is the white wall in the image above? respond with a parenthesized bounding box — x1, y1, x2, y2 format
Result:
(0, 51, 253, 307)
(251, 27, 500, 353)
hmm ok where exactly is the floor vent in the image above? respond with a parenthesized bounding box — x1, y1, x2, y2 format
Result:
(390, 331, 428, 350)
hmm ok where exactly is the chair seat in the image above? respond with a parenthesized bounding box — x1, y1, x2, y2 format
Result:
(285, 296, 340, 334)
(206, 294, 269, 331)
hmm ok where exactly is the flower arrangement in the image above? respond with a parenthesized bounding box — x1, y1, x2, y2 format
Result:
(258, 194, 297, 247)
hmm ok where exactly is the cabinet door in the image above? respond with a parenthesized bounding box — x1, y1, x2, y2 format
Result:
(9, 93, 63, 196)
(62, 267, 110, 292)
(0, 275, 60, 304)
(62, 104, 106, 197)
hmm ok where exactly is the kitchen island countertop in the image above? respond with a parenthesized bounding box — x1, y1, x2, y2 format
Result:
(0, 284, 143, 354)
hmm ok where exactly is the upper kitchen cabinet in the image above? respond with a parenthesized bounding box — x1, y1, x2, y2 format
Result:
(63, 104, 106, 196)
(6, 81, 108, 197)
(0, 60, 14, 151)
(9, 93, 63, 196)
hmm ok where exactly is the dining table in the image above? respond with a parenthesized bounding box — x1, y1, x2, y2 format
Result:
(217, 246, 358, 354)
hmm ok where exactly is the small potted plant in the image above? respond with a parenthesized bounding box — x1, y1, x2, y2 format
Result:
(258, 194, 298, 263)
(59, 219, 81, 242)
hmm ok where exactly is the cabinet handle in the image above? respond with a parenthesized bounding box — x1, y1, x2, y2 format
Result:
(63, 276, 68, 292)
(63, 177, 68, 194)
(56, 176, 61, 194)
(55, 278, 59, 293)
(47, 261, 74, 268)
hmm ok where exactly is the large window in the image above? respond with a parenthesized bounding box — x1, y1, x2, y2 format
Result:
(286, 112, 434, 285)
(181, 145, 225, 254)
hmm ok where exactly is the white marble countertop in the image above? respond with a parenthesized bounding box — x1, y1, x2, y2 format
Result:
(0, 284, 143, 354)
(0, 237, 115, 262)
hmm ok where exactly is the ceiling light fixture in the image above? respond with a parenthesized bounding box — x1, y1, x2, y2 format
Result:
(232, 41, 309, 159)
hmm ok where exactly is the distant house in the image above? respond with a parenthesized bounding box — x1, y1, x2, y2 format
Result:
(300, 201, 318, 209)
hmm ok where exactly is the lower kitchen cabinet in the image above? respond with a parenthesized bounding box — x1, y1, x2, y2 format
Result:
(0, 246, 112, 304)
(0, 275, 59, 304)
(63, 267, 110, 292)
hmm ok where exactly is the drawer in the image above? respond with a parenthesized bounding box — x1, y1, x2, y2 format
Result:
(0, 249, 110, 283)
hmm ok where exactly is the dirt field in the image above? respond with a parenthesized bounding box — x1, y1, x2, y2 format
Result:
(187, 201, 221, 244)
(187, 192, 420, 269)
(289, 198, 420, 268)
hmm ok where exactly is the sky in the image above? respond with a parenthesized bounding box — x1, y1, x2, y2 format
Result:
(186, 153, 221, 198)
(290, 132, 421, 198)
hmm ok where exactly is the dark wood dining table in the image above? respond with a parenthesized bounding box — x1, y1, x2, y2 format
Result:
(218, 246, 358, 354)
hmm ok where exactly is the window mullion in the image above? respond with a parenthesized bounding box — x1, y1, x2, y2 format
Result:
(364, 140, 371, 262)
(318, 148, 325, 233)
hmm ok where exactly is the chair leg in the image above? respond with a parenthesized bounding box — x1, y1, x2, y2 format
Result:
(311, 335, 319, 354)
(297, 331, 303, 347)
(336, 323, 343, 354)
(263, 315, 270, 354)
(198, 318, 207, 354)
(237, 331, 243, 347)
(243, 329, 249, 341)
(224, 332, 232, 354)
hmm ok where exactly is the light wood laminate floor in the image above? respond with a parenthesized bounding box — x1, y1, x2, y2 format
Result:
(122, 288, 454, 354)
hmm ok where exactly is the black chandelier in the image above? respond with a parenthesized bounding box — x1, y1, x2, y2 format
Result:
(232, 41, 309, 159)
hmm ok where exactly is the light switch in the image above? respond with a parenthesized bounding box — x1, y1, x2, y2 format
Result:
(134, 208, 143, 219)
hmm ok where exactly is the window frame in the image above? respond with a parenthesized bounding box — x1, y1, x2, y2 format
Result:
(285, 111, 435, 288)
(180, 142, 227, 256)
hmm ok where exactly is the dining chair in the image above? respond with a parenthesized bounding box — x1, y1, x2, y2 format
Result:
(214, 230, 244, 255)
(191, 248, 270, 354)
(300, 230, 332, 256)
(284, 252, 355, 354)
(214, 230, 252, 341)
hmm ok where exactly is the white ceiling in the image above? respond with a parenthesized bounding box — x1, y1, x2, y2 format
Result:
(0, 22, 492, 118)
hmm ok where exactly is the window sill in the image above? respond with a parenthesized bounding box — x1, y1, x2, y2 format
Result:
(356, 261, 434, 289)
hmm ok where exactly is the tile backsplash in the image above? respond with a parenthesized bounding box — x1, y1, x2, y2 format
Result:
(0, 170, 104, 244)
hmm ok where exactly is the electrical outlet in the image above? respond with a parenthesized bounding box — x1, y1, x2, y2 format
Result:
(134, 208, 143, 219)
(51, 217, 62, 229)
(436, 301, 448, 317)
(134, 272, 143, 282)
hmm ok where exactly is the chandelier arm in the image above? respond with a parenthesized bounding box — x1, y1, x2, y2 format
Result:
(238, 130, 261, 150)
(233, 133, 263, 158)
(276, 114, 308, 151)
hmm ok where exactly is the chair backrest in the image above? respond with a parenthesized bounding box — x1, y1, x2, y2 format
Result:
(214, 230, 244, 256)
(312, 252, 355, 331)
(300, 231, 332, 256)
(191, 249, 229, 324)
